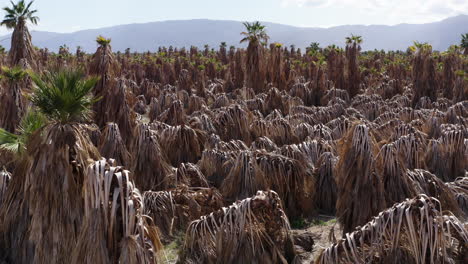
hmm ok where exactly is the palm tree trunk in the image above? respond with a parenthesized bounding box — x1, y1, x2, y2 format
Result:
(9, 19, 36, 68)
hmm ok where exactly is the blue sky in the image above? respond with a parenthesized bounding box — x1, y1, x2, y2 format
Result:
(0, 0, 466, 34)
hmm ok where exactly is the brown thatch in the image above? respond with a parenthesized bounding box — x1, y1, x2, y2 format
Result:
(97, 78, 136, 148)
(336, 123, 386, 234)
(179, 190, 296, 264)
(446, 177, 468, 214)
(316, 195, 468, 264)
(158, 125, 206, 167)
(98, 122, 131, 167)
(9, 20, 36, 67)
(72, 158, 160, 264)
(0, 167, 11, 204)
(172, 163, 209, 188)
(407, 169, 464, 217)
(425, 128, 466, 182)
(132, 127, 173, 191)
(314, 152, 338, 214)
(198, 149, 235, 188)
(0, 123, 100, 263)
(376, 143, 417, 207)
(143, 187, 224, 242)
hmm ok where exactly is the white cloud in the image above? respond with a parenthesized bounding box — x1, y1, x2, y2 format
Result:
(282, 0, 468, 24)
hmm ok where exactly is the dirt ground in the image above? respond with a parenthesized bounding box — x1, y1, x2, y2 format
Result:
(292, 215, 342, 263)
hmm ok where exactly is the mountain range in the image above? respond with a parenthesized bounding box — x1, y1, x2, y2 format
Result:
(1, 15, 467, 52)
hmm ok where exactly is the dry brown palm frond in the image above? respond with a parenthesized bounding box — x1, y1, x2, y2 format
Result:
(393, 133, 426, 169)
(256, 151, 315, 218)
(214, 139, 249, 152)
(134, 94, 147, 115)
(84, 123, 102, 147)
(188, 111, 217, 134)
(0, 167, 11, 204)
(173, 163, 209, 188)
(148, 97, 160, 122)
(326, 116, 353, 140)
(97, 78, 136, 148)
(446, 177, 468, 215)
(133, 127, 173, 191)
(214, 104, 252, 143)
(198, 149, 235, 188)
(143, 190, 176, 242)
(266, 118, 299, 146)
(220, 150, 268, 201)
(9, 20, 36, 67)
(316, 195, 468, 264)
(144, 187, 224, 243)
(251, 136, 278, 152)
(314, 152, 338, 214)
(72, 158, 159, 264)
(376, 143, 417, 207)
(407, 169, 464, 217)
(158, 125, 206, 167)
(336, 123, 385, 234)
(0, 77, 26, 133)
(158, 100, 187, 126)
(99, 122, 131, 167)
(425, 129, 466, 182)
(309, 124, 333, 141)
(179, 190, 295, 264)
(0, 123, 100, 263)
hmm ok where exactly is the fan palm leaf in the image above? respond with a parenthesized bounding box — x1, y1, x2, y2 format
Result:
(29, 69, 100, 123)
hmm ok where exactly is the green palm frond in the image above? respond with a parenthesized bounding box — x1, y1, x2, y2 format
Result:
(1, 0, 38, 29)
(17, 109, 45, 144)
(96, 35, 111, 47)
(29, 69, 100, 124)
(0, 128, 19, 153)
(461, 33, 468, 49)
(2, 65, 27, 82)
(240, 21, 269, 44)
(0, 109, 45, 155)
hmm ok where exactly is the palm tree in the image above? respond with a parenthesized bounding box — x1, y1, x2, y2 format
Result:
(1, 0, 38, 66)
(461, 33, 468, 55)
(29, 70, 100, 124)
(0, 66, 28, 132)
(0, 69, 101, 263)
(345, 34, 363, 46)
(240, 21, 269, 92)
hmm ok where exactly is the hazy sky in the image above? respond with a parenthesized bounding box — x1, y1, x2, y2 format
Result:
(0, 0, 466, 34)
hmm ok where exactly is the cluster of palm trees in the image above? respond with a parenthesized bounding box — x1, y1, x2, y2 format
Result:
(0, 1, 466, 264)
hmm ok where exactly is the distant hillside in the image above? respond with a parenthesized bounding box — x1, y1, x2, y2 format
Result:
(1, 15, 467, 52)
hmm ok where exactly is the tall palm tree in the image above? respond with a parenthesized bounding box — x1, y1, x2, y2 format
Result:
(1, 0, 38, 66)
(0, 69, 101, 264)
(461, 33, 468, 55)
(240, 21, 269, 93)
(345, 34, 362, 98)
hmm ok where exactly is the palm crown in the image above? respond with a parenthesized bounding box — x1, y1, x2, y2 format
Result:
(240, 21, 269, 45)
(1, 0, 38, 29)
(29, 69, 100, 124)
(461, 33, 468, 49)
(346, 34, 363, 45)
